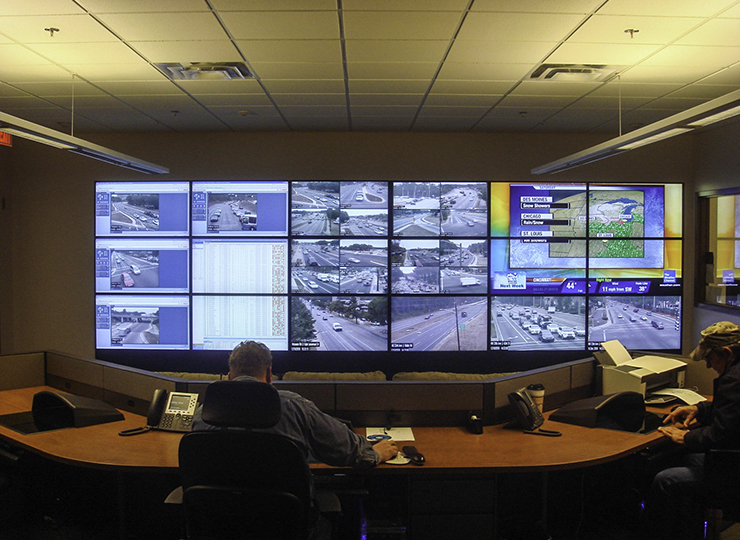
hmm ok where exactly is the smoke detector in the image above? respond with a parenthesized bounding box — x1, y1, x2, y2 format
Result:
(156, 62, 253, 81)
(529, 64, 621, 82)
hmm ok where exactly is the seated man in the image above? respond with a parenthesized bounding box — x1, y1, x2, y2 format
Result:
(192, 340, 398, 468)
(645, 321, 740, 540)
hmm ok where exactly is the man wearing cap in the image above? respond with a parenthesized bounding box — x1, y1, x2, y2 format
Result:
(644, 321, 740, 540)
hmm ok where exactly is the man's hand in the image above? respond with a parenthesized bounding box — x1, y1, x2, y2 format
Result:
(373, 439, 399, 463)
(663, 405, 698, 429)
(658, 425, 688, 444)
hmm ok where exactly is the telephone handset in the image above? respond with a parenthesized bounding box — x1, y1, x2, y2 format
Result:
(119, 389, 199, 436)
(507, 388, 561, 437)
(508, 388, 545, 430)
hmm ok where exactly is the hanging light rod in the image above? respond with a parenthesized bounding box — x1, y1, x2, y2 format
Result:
(532, 88, 740, 175)
(0, 111, 168, 174)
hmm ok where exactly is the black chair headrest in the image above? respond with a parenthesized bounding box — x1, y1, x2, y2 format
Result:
(201, 380, 282, 429)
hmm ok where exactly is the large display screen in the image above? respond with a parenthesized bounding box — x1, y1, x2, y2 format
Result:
(95, 181, 684, 370)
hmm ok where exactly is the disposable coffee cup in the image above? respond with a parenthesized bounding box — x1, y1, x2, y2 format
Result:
(527, 383, 545, 412)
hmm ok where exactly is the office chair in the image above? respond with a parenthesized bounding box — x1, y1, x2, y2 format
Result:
(178, 380, 322, 540)
(703, 449, 740, 540)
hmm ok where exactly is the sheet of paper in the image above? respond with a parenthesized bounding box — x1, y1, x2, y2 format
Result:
(366, 427, 415, 441)
(650, 388, 707, 405)
(601, 340, 633, 366)
(628, 355, 686, 372)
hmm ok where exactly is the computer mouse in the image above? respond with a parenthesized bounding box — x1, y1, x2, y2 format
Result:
(409, 453, 425, 465)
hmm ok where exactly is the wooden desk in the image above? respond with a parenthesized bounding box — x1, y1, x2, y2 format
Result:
(0, 386, 665, 473)
(0, 386, 669, 539)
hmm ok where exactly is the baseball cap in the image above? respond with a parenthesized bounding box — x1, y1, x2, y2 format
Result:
(689, 321, 740, 361)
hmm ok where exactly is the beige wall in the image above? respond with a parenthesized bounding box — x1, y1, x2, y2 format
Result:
(0, 129, 701, 360)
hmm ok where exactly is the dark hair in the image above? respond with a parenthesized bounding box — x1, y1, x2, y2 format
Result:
(228, 341, 272, 378)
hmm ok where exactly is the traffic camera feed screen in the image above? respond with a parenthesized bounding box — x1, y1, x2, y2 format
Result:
(95, 181, 683, 362)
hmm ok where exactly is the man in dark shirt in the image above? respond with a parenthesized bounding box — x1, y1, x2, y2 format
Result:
(192, 340, 398, 468)
(645, 321, 740, 540)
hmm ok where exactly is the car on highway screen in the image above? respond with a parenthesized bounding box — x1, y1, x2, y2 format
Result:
(96, 181, 683, 358)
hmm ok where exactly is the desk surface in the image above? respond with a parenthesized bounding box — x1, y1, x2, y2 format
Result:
(0, 386, 666, 473)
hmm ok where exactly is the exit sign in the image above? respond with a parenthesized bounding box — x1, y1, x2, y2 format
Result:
(0, 132, 11, 147)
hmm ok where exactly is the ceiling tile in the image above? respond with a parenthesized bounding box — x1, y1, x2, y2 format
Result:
(132, 40, 241, 63)
(0, 14, 117, 43)
(350, 94, 424, 106)
(251, 62, 345, 79)
(345, 40, 449, 63)
(67, 63, 165, 81)
(290, 117, 349, 131)
(236, 40, 341, 63)
(344, 0, 468, 10)
(412, 116, 480, 131)
(219, 11, 340, 40)
(81, 0, 209, 13)
(217, 114, 290, 131)
(457, 12, 586, 42)
(191, 94, 276, 108)
(586, 81, 684, 98)
(208, 105, 282, 118)
(28, 42, 146, 64)
(446, 40, 557, 64)
(119, 94, 200, 110)
(94, 80, 183, 96)
(675, 18, 740, 46)
(667, 84, 739, 100)
(418, 105, 491, 117)
(424, 94, 501, 106)
(567, 14, 704, 44)
(352, 116, 414, 130)
(496, 94, 582, 108)
(431, 80, 517, 94)
(343, 11, 461, 40)
(701, 63, 740, 85)
(212, 0, 336, 10)
(95, 13, 227, 41)
(640, 45, 740, 67)
(509, 80, 603, 96)
(351, 106, 419, 116)
(279, 105, 347, 116)
(348, 80, 431, 93)
(643, 95, 715, 110)
(619, 64, 721, 84)
(0, 63, 73, 82)
(175, 79, 265, 94)
(547, 42, 662, 65)
(0, 44, 59, 65)
(471, 0, 604, 13)
(347, 62, 439, 80)
(263, 79, 346, 93)
(436, 62, 532, 81)
(597, 0, 739, 18)
(272, 93, 346, 106)
(0, 0, 86, 16)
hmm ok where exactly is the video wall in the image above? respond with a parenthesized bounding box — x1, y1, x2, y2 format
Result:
(94, 181, 683, 371)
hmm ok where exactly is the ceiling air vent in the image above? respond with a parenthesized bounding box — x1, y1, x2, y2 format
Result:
(529, 64, 620, 82)
(156, 62, 252, 81)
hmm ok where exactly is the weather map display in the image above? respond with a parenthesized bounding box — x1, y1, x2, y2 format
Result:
(96, 180, 683, 367)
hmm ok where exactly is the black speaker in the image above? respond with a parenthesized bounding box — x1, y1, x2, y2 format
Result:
(549, 392, 646, 432)
(32, 391, 124, 431)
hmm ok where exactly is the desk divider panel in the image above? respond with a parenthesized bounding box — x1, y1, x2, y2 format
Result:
(0, 352, 45, 391)
(275, 381, 337, 414)
(491, 358, 597, 424)
(0, 352, 598, 426)
(46, 351, 106, 400)
(102, 365, 180, 416)
(335, 381, 485, 427)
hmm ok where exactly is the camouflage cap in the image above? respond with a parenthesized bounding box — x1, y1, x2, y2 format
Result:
(689, 321, 740, 361)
